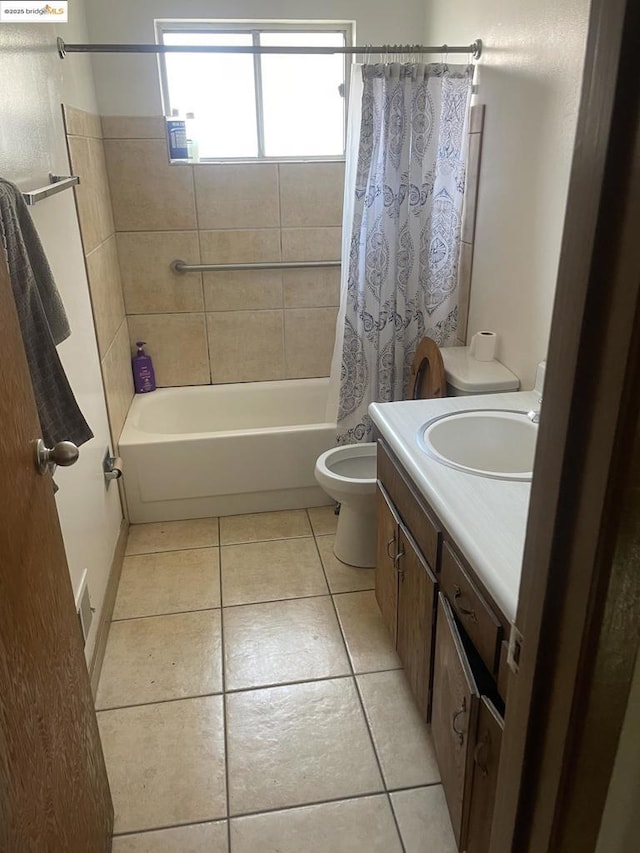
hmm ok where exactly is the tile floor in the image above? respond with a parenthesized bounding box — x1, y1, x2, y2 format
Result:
(97, 507, 457, 852)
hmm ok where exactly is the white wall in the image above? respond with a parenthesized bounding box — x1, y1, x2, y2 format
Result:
(85, 0, 426, 115)
(0, 4, 124, 663)
(425, 1, 590, 388)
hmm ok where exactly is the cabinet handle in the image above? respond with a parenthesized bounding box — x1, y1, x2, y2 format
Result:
(453, 584, 478, 622)
(452, 697, 467, 746)
(386, 534, 396, 560)
(474, 731, 490, 778)
(394, 546, 405, 581)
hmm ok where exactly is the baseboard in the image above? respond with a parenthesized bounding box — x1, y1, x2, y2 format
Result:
(89, 518, 128, 698)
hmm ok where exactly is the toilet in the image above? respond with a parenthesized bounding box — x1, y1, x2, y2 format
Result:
(314, 443, 378, 567)
(315, 343, 519, 568)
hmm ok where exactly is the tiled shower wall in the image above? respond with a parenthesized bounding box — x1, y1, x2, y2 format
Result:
(63, 106, 134, 446)
(101, 116, 344, 386)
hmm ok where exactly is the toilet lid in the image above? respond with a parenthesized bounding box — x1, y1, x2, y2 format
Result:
(407, 337, 446, 400)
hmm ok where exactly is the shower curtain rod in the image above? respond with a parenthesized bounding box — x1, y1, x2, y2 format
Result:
(56, 37, 482, 60)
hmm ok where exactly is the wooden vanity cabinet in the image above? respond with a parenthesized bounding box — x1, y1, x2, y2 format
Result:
(431, 594, 480, 848)
(376, 482, 437, 719)
(375, 439, 508, 853)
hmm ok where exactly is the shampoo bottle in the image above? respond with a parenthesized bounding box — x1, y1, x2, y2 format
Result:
(166, 108, 188, 160)
(132, 341, 156, 393)
(185, 111, 199, 162)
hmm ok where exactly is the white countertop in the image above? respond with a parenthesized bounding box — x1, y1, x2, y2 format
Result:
(369, 390, 539, 622)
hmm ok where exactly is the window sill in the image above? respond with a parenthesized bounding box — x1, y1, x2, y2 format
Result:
(169, 156, 346, 166)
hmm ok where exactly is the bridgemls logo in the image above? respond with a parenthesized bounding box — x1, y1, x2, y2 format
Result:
(0, 1, 68, 22)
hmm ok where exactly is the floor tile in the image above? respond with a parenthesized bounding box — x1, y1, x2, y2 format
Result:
(220, 509, 311, 544)
(230, 796, 402, 853)
(112, 821, 228, 853)
(96, 610, 223, 710)
(221, 538, 327, 606)
(113, 548, 220, 619)
(307, 504, 338, 535)
(391, 786, 457, 853)
(226, 678, 382, 814)
(357, 670, 440, 789)
(316, 534, 376, 593)
(223, 596, 350, 691)
(333, 591, 401, 673)
(126, 518, 219, 555)
(98, 696, 226, 834)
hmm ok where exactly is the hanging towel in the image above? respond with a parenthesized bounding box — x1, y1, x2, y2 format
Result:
(0, 177, 93, 448)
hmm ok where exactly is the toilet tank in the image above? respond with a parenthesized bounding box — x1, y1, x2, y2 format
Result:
(440, 346, 519, 396)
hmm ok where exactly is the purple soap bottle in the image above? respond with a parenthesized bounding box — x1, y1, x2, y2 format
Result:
(132, 341, 156, 393)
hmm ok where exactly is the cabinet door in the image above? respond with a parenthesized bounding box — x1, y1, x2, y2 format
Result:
(396, 525, 437, 719)
(465, 698, 504, 853)
(432, 594, 480, 849)
(375, 484, 400, 642)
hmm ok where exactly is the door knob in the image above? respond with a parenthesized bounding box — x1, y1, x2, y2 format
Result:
(35, 439, 79, 474)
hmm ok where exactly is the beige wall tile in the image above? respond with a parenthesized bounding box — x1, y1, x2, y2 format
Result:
(281, 227, 342, 262)
(127, 313, 210, 386)
(101, 318, 134, 443)
(204, 270, 283, 312)
(63, 104, 102, 139)
(195, 164, 280, 229)
(200, 229, 281, 265)
(85, 235, 126, 358)
(104, 138, 196, 231)
(102, 116, 165, 139)
(284, 307, 338, 379)
(283, 267, 340, 308)
(117, 231, 203, 314)
(279, 162, 344, 227)
(207, 310, 284, 383)
(67, 135, 115, 253)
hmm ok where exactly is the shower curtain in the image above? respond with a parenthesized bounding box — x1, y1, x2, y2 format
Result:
(328, 62, 473, 444)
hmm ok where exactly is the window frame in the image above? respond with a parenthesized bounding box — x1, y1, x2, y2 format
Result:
(155, 19, 354, 163)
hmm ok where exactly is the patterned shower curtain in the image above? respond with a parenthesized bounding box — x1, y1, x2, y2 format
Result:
(335, 62, 473, 444)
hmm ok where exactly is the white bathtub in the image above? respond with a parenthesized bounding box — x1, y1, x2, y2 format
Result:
(119, 378, 336, 523)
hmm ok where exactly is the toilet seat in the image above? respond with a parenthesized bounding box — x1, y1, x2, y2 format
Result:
(408, 336, 446, 400)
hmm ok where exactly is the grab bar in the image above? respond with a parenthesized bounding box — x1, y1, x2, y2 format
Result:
(23, 173, 80, 206)
(171, 259, 341, 273)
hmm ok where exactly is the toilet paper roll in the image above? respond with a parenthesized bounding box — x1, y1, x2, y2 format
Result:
(470, 331, 497, 362)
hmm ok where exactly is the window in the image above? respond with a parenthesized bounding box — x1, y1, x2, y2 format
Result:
(156, 21, 352, 161)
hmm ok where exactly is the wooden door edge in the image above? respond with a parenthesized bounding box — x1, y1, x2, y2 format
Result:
(490, 0, 640, 850)
(89, 517, 128, 698)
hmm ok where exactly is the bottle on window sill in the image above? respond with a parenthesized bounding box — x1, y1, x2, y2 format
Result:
(166, 107, 188, 160)
(185, 111, 200, 162)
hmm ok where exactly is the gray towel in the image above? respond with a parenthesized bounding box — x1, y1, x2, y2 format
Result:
(0, 178, 93, 448)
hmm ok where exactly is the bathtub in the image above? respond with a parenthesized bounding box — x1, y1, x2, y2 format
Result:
(118, 378, 336, 523)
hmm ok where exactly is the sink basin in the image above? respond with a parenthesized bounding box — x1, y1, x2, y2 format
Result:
(418, 409, 537, 481)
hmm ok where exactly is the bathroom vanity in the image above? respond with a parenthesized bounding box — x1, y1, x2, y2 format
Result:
(370, 390, 539, 853)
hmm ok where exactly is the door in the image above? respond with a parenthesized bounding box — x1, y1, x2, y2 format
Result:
(466, 697, 504, 853)
(0, 252, 113, 848)
(375, 484, 400, 641)
(396, 525, 437, 720)
(432, 593, 480, 850)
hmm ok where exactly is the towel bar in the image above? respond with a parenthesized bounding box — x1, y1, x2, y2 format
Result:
(23, 173, 80, 206)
